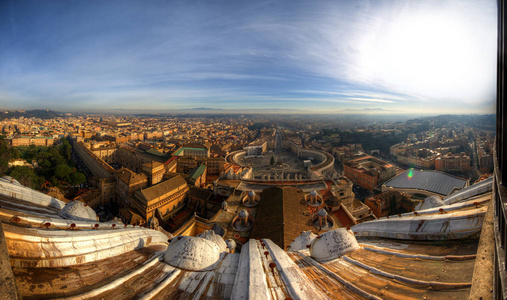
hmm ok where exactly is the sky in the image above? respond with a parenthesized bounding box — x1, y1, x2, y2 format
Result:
(0, 0, 498, 114)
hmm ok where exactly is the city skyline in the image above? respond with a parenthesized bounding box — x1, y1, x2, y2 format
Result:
(0, 0, 497, 114)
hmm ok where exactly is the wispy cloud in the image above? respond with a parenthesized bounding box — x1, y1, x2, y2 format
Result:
(347, 98, 394, 104)
(293, 90, 405, 103)
(0, 0, 497, 113)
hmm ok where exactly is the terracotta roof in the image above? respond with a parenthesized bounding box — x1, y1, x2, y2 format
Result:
(142, 161, 163, 170)
(250, 186, 316, 250)
(135, 175, 187, 205)
(188, 186, 213, 201)
(115, 168, 147, 184)
(164, 156, 179, 166)
(146, 149, 168, 158)
(118, 207, 143, 224)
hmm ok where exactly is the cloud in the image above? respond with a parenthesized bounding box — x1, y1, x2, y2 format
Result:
(0, 0, 497, 113)
(245, 0, 496, 104)
(293, 89, 407, 103)
(347, 98, 394, 104)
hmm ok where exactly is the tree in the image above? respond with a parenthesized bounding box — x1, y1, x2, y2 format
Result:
(9, 147, 20, 159)
(50, 147, 65, 166)
(59, 138, 72, 162)
(55, 164, 72, 180)
(0, 141, 10, 175)
(270, 156, 275, 166)
(8, 166, 43, 189)
(70, 172, 86, 186)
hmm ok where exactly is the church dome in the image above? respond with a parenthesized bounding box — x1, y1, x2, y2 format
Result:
(310, 228, 359, 262)
(318, 208, 327, 217)
(226, 239, 237, 252)
(197, 230, 227, 252)
(58, 200, 97, 222)
(239, 209, 249, 218)
(248, 190, 255, 197)
(310, 190, 317, 197)
(288, 231, 318, 251)
(164, 236, 221, 271)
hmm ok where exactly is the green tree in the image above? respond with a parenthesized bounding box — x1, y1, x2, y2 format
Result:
(70, 172, 86, 186)
(50, 176, 59, 186)
(8, 166, 43, 189)
(55, 164, 72, 180)
(59, 138, 72, 162)
(9, 147, 20, 159)
(40, 159, 52, 169)
(50, 147, 65, 166)
(270, 156, 275, 166)
(0, 140, 10, 175)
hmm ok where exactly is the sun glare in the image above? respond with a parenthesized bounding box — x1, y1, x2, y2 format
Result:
(355, 7, 495, 103)
(407, 168, 414, 179)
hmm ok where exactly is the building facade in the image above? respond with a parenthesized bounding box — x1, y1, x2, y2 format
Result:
(343, 156, 396, 190)
(10, 136, 55, 147)
(131, 175, 190, 220)
(435, 152, 471, 173)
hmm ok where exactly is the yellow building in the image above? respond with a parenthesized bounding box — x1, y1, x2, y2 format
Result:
(141, 161, 165, 185)
(115, 168, 148, 205)
(132, 175, 189, 220)
(10, 136, 55, 147)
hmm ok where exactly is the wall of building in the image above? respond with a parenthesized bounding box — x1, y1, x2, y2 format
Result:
(11, 136, 55, 147)
(73, 140, 115, 180)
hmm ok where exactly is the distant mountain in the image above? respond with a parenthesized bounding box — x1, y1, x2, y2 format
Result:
(0, 109, 62, 120)
(81, 107, 305, 115)
(184, 107, 223, 111)
(338, 108, 406, 113)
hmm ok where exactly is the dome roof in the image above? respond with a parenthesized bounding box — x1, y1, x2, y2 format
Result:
(197, 230, 227, 252)
(226, 239, 237, 251)
(221, 201, 228, 210)
(58, 200, 97, 222)
(317, 208, 327, 217)
(164, 236, 221, 271)
(310, 190, 317, 197)
(310, 228, 359, 262)
(239, 209, 249, 218)
(248, 190, 256, 197)
(288, 231, 318, 251)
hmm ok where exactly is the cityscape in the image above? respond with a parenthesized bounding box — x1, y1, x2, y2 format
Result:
(0, 0, 502, 300)
(0, 110, 496, 299)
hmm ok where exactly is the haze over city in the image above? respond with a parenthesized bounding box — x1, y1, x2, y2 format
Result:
(0, 1, 505, 298)
(0, 0, 497, 114)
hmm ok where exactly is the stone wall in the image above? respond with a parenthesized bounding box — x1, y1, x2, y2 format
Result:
(0, 221, 20, 300)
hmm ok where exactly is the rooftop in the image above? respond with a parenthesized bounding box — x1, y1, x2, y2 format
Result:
(173, 146, 208, 156)
(0, 174, 493, 300)
(135, 175, 187, 205)
(115, 168, 147, 185)
(384, 169, 468, 196)
(250, 186, 326, 250)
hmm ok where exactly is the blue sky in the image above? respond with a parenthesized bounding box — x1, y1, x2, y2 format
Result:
(0, 0, 497, 114)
